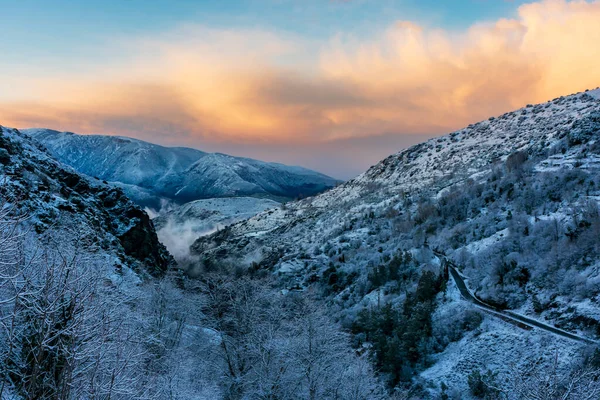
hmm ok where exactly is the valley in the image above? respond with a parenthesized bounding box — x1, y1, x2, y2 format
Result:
(2, 88, 600, 399)
(3, 1, 600, 398)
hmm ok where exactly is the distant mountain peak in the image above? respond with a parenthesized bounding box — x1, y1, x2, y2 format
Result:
(24, 129, 340, 209)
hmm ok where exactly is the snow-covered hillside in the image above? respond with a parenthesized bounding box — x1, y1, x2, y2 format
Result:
(25, 129, 340, 209)
(192, 88, 600, 397)
(0, 125, 192, 398)
(0, 125, 173, 276)
(153, 197, 279, 264)
(195, 89, 600, 256)
(7, 86, 600, 398)
(0, 125, 379, 399)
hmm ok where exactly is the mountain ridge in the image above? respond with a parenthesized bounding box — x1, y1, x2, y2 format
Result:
(194, 88, 600, 254)
(190, 88, 600, 395)
(0, 125, 174, 276)
(25, 128, 340, 209)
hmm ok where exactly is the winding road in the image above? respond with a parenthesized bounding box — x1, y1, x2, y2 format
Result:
(437, 253, 597, 345)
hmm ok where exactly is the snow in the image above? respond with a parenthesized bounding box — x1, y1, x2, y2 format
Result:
(535, 148, 600, 172)
(213, 90, 600, 270)
(24, 128, 340, 207)
(464, 228, 510, 254)
(421, 277, 586, 397)
(0, 125, 172, 275)
(572, 297, 600, 321)
(421, 315, 583, 395)
(532, 209, 564, 221)
(7, 86, 600, 397)
(189, 88, 600, 396)
(279, 259, 304, 274)
(0, 125, 230, 397)
(588, 88, 600, 99)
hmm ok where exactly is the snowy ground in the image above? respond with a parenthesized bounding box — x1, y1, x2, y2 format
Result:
(421, 278, 587, 398)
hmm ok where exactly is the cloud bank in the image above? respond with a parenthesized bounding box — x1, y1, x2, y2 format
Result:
(2, 0, 600, 178)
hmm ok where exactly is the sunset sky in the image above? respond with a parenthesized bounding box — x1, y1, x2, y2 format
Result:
(1, 0, 600, 178)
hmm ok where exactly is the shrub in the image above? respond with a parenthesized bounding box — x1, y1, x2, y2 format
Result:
(468, 369, 500, 399)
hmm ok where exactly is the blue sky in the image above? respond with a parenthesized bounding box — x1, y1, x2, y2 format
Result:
(1, 0, 527, 70)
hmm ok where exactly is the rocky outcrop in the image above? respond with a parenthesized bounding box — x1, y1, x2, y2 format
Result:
(0, 125, 174, 276)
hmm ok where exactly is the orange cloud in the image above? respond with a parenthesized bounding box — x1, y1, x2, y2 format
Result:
(320, 0, 600, 136)
(1, 0, 600, 176)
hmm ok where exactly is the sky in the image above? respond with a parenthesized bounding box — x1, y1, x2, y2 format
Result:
(1, 0, 600, 179)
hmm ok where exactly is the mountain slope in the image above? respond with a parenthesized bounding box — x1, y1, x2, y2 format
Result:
(191, 88, 600, 396)
(25, 129, 340, 208)
(195, 88, 600, 256)
(0, 125, 174, 276)
(0, 127, 381, 399)
(153, 197, 279, 265)
(0, 124, 191, 398)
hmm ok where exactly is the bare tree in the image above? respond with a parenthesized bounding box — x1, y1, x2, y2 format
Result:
(508, 354, 600, 400)
(0, 201, 153, 399)
(197, 275, 384, 400)
(286, 299, 384, 400)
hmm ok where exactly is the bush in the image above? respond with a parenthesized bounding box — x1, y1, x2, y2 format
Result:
(505, 150, 528, 172)
(468, 369, 500, 399)
(568, 112, 600, 146)
(0, 148, 10, 165)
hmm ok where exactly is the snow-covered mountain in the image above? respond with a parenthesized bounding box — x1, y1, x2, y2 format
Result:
(194, 88, 600, 265)
(25, 129, 340, 209)
(192, 88, 600, 397)
(6, 87, 600, 398)
(0, 124, 189, 398)
(0, 125, 380, 400)
(0, 125, 173, 276)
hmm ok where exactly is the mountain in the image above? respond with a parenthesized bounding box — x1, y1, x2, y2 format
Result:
(192, 88, 600, 396)
(7, 87, 600, 398)
(24, 129, 340, 209)
(1, 125, 382, 399)
(0, 125, 173, 276)
(194, 88, 600, 267)
(0, 124, 183, 398)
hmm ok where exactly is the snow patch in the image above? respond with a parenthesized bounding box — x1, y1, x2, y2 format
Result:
(588, 88, 600, 99)
(464, 228, 510, 254)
